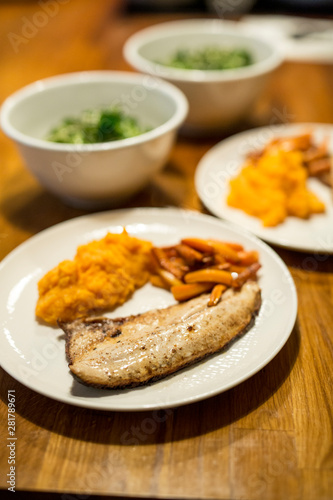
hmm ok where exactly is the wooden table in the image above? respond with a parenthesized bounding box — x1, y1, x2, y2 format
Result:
(0, 2, 332, 499)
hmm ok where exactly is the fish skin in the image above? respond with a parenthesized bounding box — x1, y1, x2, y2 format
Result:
(60, 291, 211, 364)
(59, 281, 261, 389)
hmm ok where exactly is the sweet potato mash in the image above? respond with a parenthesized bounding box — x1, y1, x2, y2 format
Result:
(36, 230, 152, 325)
(227, 146, 325, 227)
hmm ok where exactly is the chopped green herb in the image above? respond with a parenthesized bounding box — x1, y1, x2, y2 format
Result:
(47, 107, 150, 144)
(160, 47, 253, 71)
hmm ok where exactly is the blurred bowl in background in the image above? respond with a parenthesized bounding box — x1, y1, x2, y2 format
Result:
(0, 71, 188, 209)
(123, 19, 283, 135)
(205, 0, 257, 15)
(127, 0, 196, 10)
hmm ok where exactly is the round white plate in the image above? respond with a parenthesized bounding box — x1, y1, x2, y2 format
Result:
(195, 123, 333, 254)
(0, 208, 297, 411)
(240, 15, 333, 64)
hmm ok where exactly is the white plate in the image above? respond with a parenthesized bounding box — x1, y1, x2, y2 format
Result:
(0, 208, 297, 411)
(195, 123, 333, 253)
(240, 15, 333, 64)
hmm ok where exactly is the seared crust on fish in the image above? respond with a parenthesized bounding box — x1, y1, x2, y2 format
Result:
(59, 281, 261, 389)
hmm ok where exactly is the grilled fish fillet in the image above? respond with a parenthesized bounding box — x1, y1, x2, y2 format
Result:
(59, 281, 261, 388)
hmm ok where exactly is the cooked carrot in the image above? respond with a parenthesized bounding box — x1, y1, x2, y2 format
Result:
(150, 274, 169, 290)
(208, 284, 226, 307)
(307, 157, 331, 176)
(152, 247, 188, 279)
(181, 238, 214, 254)
(159, 246, 179, 258)
(208, 239, 244, 251)
(229, 264, 248, 274)
(171, 282, 213, 302)
(184, 268, 233, 286)
(175, 243, 204, 266)
(224, 242, 244, 251)
(150, 237, 261, 302)
(272, 133, 312, 151)
(303, 147, 328, 164)
(207, 240, 241, 263)
(202, 254, 217, 266)
(213, 263, 231, 271)
(232, 262, 261, 288)
(213, 253, 227, 265)
(157, 268, 183, 288)
(237, 250, 259, 266)
(149, 249, 161, 274)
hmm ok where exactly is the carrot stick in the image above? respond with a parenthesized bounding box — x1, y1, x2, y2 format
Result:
(181, 238, 214, 255)
(229, 264, 248, 274)
(171, 283, 213, 302)
(207, 240, 241, 263)
(276, 133, 312, 151)
(237, 250, 259, 266)
(213, 253, 227, 265)
(159, 246, 179, 258)
(307, 157, 331, 176)
(175, 243, 204, 266)
(208, 284, 227, 307)
(157, 268, 183, 288)
(184, 268, 233, 286)
(152, 247, 187, 279)
(149, 249, 161, 274)
(208, 239, 244, 251)
(232, 262, 261, 288)
(213, 263, 231, 271)
(150, 275, 169, 290)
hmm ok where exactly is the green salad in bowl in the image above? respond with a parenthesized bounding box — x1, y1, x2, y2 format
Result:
(160, 47, 253, 71)
(123, 20, 282, 133)
(0, 70, 188, 208)
(47, 107, 150, 144)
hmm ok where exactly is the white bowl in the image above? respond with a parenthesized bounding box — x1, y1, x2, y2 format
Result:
(123, 19, 283, 134)
(0, 71, 188, 208)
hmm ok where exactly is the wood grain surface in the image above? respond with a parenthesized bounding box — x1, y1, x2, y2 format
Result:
(0, 1, 332, 499)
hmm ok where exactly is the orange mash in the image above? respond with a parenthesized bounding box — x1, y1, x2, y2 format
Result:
(227, 147, 325, 227)
(36, 230, 152, 325)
